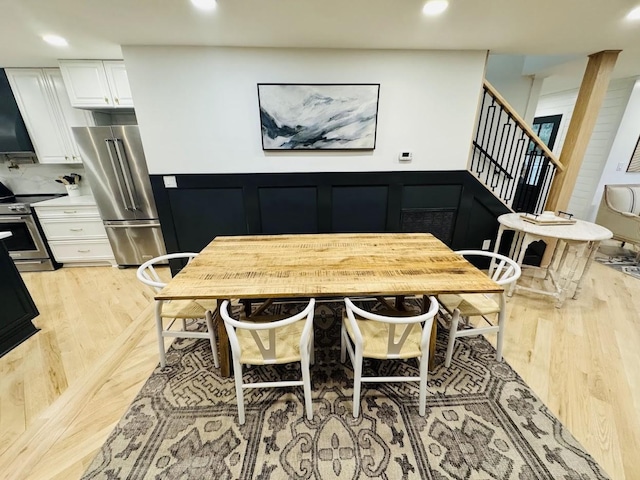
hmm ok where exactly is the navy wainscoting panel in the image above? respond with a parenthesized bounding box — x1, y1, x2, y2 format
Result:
(402, 185, 462, 209)
(332, 186, 388, 232)
(168, 188, 247, 252)
(400, 185, 462, 244)
(259, 187, 318, 234)
(149, 171, 513, 262)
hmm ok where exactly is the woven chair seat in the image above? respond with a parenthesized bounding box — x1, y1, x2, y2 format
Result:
(161, 299, 218, 318)
(438, 293, 500, 317)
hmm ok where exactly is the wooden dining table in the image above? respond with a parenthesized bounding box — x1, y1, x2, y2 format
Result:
(155, 233, 503, 376)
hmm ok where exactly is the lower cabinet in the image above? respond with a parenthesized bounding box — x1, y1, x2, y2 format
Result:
(49, 239, 115, 263)
(34, 203, 116, 266)
(0, 238, 39, 357)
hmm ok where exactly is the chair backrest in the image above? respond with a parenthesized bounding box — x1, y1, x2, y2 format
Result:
(604, 184, 640, 215)
(344, 296, 439, 357)
(455, 250, 521, 287)
(136, 252, 199, 293)
(220, 299, 316, 364)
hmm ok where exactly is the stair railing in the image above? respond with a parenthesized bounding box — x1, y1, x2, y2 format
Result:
(470, 80, 564, 214)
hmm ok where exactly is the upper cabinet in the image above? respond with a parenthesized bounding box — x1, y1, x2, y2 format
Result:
(5, 68, 94, 164)
(58, 60, 134, 108)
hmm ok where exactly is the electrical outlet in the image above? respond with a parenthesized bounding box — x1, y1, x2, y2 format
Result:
(482, 239, 491, 250)
(163, 175, 177, 188)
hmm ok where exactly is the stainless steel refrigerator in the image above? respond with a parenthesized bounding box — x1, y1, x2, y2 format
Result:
(72, 126, 166, 266)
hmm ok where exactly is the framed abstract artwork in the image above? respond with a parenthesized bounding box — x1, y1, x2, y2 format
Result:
(257, 83, 380, 150)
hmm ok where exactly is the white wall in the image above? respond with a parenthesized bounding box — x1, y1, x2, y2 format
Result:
(485, 55, 543, 124)
(122, 46, 487, 175)
(535, 77, 634, 220)
(591, 78, 640, 216)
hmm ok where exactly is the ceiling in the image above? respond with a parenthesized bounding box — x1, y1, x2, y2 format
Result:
(2, 0, 640, 90)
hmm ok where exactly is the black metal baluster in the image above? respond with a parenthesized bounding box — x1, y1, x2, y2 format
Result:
(472, 90, 488, 173)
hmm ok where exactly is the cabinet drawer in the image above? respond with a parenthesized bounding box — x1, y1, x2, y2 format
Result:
(35, 205, 100, 218)
(49, 239, 114, 262)
(40, 218, 107, 240)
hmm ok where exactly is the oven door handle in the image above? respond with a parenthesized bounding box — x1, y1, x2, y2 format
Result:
(0, 216, 29, 221)
(104, 223, 161, 228)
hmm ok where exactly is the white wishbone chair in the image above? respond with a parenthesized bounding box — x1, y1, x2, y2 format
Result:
(438, 250, 521, 367)
(136, 252, 219, 369)
(220, 298, 316, 425)
(341, 296, 439, 417)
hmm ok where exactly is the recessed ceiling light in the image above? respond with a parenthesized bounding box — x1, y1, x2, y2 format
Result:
(42, 34, 68, 47)
(627, 5, 640, 20)
(190, 0, 217, 11)
(422, 0, 449, 16)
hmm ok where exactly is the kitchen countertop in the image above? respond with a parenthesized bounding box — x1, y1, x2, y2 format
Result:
(0, 232, 12, 240)
(30, 194, 96, 207)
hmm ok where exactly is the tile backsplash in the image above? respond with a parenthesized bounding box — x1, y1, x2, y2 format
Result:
(0, 163, 92, 196)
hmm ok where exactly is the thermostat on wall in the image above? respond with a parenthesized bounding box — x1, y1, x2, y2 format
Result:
(398, 151, 413, 161)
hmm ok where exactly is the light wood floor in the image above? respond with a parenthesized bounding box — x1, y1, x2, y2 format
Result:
(0, 259, 639, 479)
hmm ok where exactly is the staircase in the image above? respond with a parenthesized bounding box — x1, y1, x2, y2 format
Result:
(470, 80, 564, 214)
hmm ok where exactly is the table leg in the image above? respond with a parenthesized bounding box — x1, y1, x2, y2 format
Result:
(510, 230, 524, 260)
(556, 242, 581, 308)
(544, 237, 562, 280)
(216, 299, 231, 377)
(490, 225, 506, 272)
(395, 296, 407, 311)
(573, 241, 601, 299)
(509, 233, 534, 297)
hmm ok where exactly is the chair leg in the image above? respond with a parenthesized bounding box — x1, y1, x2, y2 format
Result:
(301, 357, 313, 421)
(155, 302, 167, 368)
(418, 351, 429, 416)
(352, 349, 363, 417)
(205, 310, 219, 368)
(233, 359, 245, 425)
(496, 310, 506, 362)
(340, 323, 346, 363)
(445, 309, 460, 368)
(310, 330, 315, 366)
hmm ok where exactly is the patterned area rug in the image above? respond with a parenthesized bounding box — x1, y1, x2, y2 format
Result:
(82, 301, 609, 480)
(595, 245, 640, 280)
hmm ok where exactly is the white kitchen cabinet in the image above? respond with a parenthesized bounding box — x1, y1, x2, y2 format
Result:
(103, 61, 134, 107)
(32, 195, 116, 267)
(5, 68, 94, 164)
(59, 60, 133, 108)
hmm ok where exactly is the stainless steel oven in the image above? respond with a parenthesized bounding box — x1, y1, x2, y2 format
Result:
(0, 196, 60, 272)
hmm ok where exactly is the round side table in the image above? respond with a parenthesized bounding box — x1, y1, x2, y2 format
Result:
(492, 213, 612, 307)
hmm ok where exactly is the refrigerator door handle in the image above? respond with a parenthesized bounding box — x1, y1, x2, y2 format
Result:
(113, 138, 140, 212)
(104, 223, 162, 228)
(104, 139, 134, 211)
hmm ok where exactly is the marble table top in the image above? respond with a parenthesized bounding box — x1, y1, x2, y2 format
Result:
(498, 213, 613, 242)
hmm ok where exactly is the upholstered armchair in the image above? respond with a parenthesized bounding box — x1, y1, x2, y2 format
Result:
(595, 184, 640, 248)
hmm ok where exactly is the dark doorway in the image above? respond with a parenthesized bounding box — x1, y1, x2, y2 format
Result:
(512, 114, 562, 213)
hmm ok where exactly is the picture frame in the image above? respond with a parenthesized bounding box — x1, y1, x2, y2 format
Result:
(257, 83, 380, 150)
